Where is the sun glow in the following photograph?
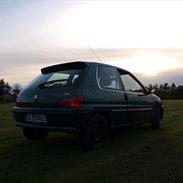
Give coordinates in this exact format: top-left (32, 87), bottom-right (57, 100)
top-left (116, 52), bottom-right (179, 76)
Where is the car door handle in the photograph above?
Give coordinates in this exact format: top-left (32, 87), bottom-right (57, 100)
top-left (124, 93), bottom-right (128, 101)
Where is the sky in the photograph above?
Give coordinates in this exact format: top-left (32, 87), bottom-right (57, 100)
top-left (0, 0), bottom-right (183, 86)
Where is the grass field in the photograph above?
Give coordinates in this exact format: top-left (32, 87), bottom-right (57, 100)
top-left (0, 100), bottom-right (183, 183)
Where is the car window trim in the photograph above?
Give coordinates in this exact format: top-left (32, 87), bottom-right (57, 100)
top-left (96, 64), bottom-right (124, 91)
top-left (118, 69), bottom-right (147, 94)
top-left (96, 65), bottom-right (124, 93)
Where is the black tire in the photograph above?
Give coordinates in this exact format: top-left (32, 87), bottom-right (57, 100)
top-left (80, 115), bottom-right (108, 150)
top-left (152, 107), bottom-right (160, 129)
top-left (23, 127), bottom-right (49, 140)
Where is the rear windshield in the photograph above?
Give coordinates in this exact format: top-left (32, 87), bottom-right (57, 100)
top-left (26, 69), bottom-right (83, 89)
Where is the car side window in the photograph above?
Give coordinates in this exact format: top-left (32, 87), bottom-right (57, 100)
top-left (120, 73), bottom-right (144, 93)
top-left (98, 66), bottom-right (121, 90)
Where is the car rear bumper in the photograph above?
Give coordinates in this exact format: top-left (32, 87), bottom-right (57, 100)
top-left (13, 107), bottom-right (90, 132)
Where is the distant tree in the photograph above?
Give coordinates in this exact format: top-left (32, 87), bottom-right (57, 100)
top-left (0, 79), bottom-right (12, 102)
top-left (175, 85), bottom-right (183, 98)
top-left (146, 84), bottom-right (153, 93)
top-left (11, 83), bottom-right (22, 98)
top-left (0, 79), bottom-right (5, 102)
top-left (171, 83), bottom-right (176, 91)
top-left (153, 84), bottom-right (159, 93)
top-left (0, 79), bottom-right (5, 94)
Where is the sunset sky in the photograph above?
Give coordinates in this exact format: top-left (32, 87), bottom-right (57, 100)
top-left (0, 0), bottom-right (183, 86)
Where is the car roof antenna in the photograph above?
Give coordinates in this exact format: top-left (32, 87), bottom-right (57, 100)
top-left (88, 47), bottom-right (103, 62)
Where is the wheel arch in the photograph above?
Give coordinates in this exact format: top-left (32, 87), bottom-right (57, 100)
top-left (154, 101), bottom-right (164, 120)
top-left (86, 110), bottom-right (112, 132)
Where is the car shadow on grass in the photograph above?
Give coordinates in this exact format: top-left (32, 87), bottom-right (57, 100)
top-left (5, 124), bottom-right (155, 155)
top-left (4, 124), bottom-right (155, 158)
top-left (0, 124), bottom-right (162, 183)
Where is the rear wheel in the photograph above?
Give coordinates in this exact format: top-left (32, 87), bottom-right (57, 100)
top-left (152, 107), bottom-right (161, 129)
top-left (23, 127), bottom-right (49, 140)
top-left (80, 115), bottom-right (108, 150)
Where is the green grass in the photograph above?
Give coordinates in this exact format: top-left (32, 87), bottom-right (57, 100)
top-left (0, 100), bottom-right (183, 183)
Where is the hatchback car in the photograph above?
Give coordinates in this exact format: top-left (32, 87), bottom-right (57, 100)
top-left (13, 62), bottom-right (164, 149)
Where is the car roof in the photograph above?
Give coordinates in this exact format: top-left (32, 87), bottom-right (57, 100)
top-left (41, 61), bottom-right (129, 74)
top-left (85, 61), bottom-right (129, 72)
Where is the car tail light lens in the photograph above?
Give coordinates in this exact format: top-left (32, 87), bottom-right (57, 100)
top-left (58, 96), bottom-right (85, 108)
top-left (16, 98), bottom-right (22, 107)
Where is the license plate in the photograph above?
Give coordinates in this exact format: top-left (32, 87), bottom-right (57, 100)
top-left (26, 114), bottom-right (47, 123)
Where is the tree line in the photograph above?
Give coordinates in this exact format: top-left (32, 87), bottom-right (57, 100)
top-left (146, 83), bottom-right (183, 99)
top-left (0, 78), bottom-right (183, 102)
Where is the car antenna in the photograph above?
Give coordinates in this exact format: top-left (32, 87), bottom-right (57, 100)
top-left (88, 47), bottom-right (103, 62)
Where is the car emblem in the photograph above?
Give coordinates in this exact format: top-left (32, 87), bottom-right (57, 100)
top-left (34, 94), bottom-right (39, 102)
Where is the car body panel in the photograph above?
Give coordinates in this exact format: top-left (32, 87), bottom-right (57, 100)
top-left (13, 61), bottom-right (164, 132)
top-left (81, 63), bottom-right (128, 128)
top-left (125, 92), bottom-right (153, 123)
top-left (13, 106), bottom-right (91, 132)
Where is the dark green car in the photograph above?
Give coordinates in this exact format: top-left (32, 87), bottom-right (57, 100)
top-left (13, 62), bottom-right (164, 149)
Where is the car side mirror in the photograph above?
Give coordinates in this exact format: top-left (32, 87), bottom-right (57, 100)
top-left (145, 88), bottom-right (155, 95)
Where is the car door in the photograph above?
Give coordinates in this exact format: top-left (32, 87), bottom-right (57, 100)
top-left (96, 65), bottom-right (128, 127)
top-left (118, 70), bottom-right (153, 124)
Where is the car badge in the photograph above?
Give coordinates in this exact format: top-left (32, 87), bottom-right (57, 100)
top-left (34, 94), bottom-right (39, 102)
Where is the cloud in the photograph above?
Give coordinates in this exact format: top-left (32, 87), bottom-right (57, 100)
top-left (135, 68), bottom-right (183, 86)
top-left (0, 48), bottom-right (182, 86)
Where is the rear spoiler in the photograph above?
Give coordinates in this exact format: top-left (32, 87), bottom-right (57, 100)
top-left (41, 62), bottom-right (88, 74)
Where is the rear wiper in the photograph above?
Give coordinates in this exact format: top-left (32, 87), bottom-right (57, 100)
top-left (38, 79), bottom-right (68, 89)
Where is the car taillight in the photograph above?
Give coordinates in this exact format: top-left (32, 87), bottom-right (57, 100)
top-left (16, 98), bottom-right (22, 107)
top-left (58, 96), bottom-right (85, 108)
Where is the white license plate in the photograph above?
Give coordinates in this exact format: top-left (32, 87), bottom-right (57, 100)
top-left (26, 114), bottom-right (47, 123)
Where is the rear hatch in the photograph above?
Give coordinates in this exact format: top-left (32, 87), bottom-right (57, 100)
top-left (17, 62), bottom-right (87, 108)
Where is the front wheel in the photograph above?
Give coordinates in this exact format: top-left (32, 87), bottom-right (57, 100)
top-left (23, 127), bottom-right (49, 140)
top-left (80, 115), bottom-right (108, 150)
